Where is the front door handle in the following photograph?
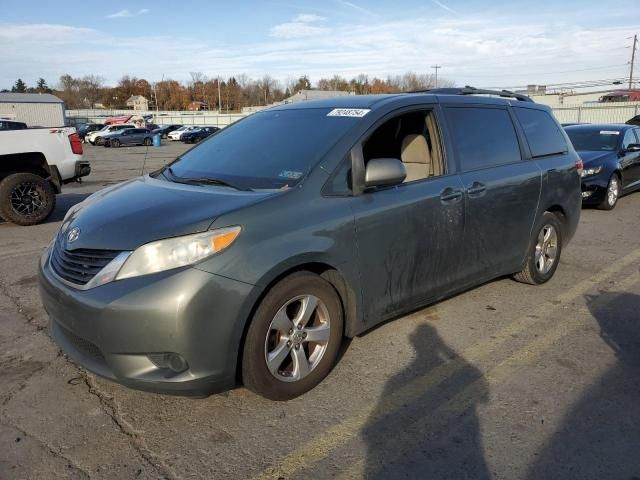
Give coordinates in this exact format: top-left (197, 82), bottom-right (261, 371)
top-left (440, 187), bottom-right (463, 203)
top-left (467, 181), bottom-right (487, 196)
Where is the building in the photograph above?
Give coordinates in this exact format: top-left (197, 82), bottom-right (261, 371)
top-left (281, 89), bottom-right (351, 104)
top-left (0, 93), bottom-right (66, 127)
top-left (125, 95), bottom-right (149, 111)
top-left (187, 101), bottom-right (210, 111)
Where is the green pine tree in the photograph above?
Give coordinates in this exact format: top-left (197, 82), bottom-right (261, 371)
top-left (11, 78), bottom-right (27, 93)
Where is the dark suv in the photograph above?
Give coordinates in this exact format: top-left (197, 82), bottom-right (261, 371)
top-left (39, 88), bottom-right (581, 400)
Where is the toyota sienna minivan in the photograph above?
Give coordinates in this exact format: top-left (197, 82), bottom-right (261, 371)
top-left (39, 88), bottom-right (581, 400)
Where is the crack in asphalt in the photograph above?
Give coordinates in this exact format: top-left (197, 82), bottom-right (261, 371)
top-left (0, 416), bottom-right (92, 479)
top-left (0, 276), bottom-right (179, 479)
top-left (77, 368), bottom-right (180, 480)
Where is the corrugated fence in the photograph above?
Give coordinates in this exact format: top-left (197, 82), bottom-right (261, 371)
top-left (67, 102), bottom-right (640, 128)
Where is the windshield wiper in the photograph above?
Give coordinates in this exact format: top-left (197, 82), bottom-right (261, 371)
top-left (165, 167), bottom-right (251, 191)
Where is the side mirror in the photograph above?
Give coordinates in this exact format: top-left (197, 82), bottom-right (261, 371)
top-left (624, 143), bottom-right (640, 153)
top-left (365, 158), bottom-right (407, 188)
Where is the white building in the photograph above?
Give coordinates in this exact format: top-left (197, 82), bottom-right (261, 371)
top-left (0, 93), bottom-right (66, 127)
top-left (126, 95), bottom-right (149, 111)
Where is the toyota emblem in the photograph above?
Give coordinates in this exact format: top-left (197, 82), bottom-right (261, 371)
top-left (67, 227), bottom-right (81, 243)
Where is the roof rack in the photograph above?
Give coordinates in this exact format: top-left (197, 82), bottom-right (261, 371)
top-left (410, 85), bottom-right (534, 103)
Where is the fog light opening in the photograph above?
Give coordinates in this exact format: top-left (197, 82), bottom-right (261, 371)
top-left (147, 352), bottom-right (189, 373)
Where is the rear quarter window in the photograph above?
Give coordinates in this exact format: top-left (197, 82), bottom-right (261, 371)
top-left (514, 107), bottom-right (567, 158)
top-left (445, 107), bottom-right (522, 171)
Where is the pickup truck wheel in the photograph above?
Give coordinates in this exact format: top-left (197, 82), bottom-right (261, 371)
top-left (513, 212), bottom-right (562, 285)
top-left (242, 272), bottom-right (343, 400)
top-left (0, 173), bottom-right (56, 226)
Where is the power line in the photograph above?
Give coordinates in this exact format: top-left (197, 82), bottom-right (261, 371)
top-left (453, 64), bottom-right (628, 78)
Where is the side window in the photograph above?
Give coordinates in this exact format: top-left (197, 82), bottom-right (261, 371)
top-left (362, 110), bottom-right (444, 183)
top-left (323, 155), bottom-right (352, 195)
top-left (622, 129), bottom-right (637, 149)
top-left (445, 107), bottom-right (521, 171)
top-left (514, 107), bottom-right (567, 157)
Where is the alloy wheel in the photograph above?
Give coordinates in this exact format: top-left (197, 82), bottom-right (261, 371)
top-left (607, 176), bottom-right (619, 207)
top-left (10, 181), bottom-right (45, 216)
top-left (534, 224), bottom-right (558, 275)
top-left (264, 295), bottom-right (331, 382)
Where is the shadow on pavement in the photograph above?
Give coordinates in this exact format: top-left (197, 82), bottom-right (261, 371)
top-left (527, 292), bottom-right (640, 480)
top-left (362, 323), bottom-right (491, 479)
top-left (46, 192), bottom-right (91, 224)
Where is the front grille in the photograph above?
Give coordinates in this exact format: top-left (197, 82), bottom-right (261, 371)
top-left (50, 235), bottom-right (121, 286)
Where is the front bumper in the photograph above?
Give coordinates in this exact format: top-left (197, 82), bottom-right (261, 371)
top-left (581, 172), bottom-right (609, 205)
top-left (39, 249), bottom-right (256, 396)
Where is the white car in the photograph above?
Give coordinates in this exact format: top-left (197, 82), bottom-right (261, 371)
top-left (86, 124), bottom-right (135, 145)
top-left (167, 126), bottom-right (200, 141)
top-left (0, 127), bottom-right (90, 225)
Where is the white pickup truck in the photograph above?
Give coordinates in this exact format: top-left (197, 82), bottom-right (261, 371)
top-left (0, 127), bottom-right (91, 225)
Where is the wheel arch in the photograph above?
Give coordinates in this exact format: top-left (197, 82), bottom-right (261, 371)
top-left (0, 152), bottom-right (60, 193)
top-left (235, 260), bottom-right (360, 382)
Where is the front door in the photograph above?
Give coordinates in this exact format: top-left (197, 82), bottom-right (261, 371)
top-left (350, 108), bottom-right (465, 325)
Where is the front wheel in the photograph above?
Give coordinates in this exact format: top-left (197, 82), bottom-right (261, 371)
top-left (0, 173), bottom-right (56, 226)
top-left (242, 272), bottom-right (343, 400)
top-left (513, 212), bottom-right (563, 285)
top-left (143, 137), bottom-right (152, 146)
top-left (111, 139), bottom-right (120, 148)
top-left (598, 174), bottom-right (620, 210)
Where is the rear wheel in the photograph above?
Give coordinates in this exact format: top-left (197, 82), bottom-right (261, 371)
top-left (242, 272), bottom-right (343, 400)
top-left (513, 212), bottom-right (563, 285)
top-left (0, 173), bottom-right (56, 226)
top-left (143, 137), bottom-right (152, 146)
top-left (598, 174), bottom-right (620, 210)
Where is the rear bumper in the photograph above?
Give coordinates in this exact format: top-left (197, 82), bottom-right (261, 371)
top-left (39, 248), bottom-right (257, 396)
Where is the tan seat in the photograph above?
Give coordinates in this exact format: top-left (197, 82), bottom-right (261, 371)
top-left (401, 134), bottom-right (431, 182)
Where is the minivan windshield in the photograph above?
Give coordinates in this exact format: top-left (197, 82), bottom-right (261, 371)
top-left (165, 109), bottom-right (359, 190)
top-left (566, 128), bottom-right (620, 151)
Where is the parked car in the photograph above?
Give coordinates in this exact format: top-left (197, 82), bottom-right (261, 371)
top-left (152, 124), bottom-right (183, 139)
top-left (0, 119), bottom-right (28, 130)
top-left (181, 126), bottom-right (220, 143)
top-left (0, 126), bottom-right (90, 225)
top-left (86, 124), bottom-right (135, 145)
top-left (626, 115), bottom-right (640, 127)
top-left (564, 123), bottom-right (640, 209)
top-left (103, 128), bottom-right (154, 147)
top-left (39, 87), bottom-right (581, 400)
top-left (167, 125), bottom-right (199, 141)
top-left (77, 123), bottom-right (103, 143)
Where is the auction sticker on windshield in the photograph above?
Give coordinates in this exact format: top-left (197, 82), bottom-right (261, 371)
top-left (327, 108), bottom-right (371, 117)
top-left (600, 130), bottom-right (620, 135)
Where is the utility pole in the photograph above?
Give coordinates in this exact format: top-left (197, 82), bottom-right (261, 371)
top-left (217, 76), bottom-right (222, 115)
top-left (431, 65), bottom-right (441, 88)
top-left (629, 34), bottom-right (638, 89)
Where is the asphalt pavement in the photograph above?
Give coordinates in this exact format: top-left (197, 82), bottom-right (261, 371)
top-left (1, 141), bottom-right (639, 479)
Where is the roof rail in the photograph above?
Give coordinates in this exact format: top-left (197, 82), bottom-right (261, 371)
top-left (410, 85), bottom-right (534, 103)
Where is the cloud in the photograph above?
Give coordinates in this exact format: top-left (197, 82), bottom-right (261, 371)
top-left (269, 13), bottom-right (329, 39)
top-left (107, 8), bottom-right (150, 19)
top-left (336, 0), bottom-right (377, 17)
top-left (0, 13), bottom-right (637, 91)
top-left (431, 0), bottom-right (458, 15)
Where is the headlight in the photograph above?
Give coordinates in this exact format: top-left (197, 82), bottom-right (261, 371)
top-left (581, 165), bottom-right (603, 177)
top-left (115, 226), bottom-right (241, 280)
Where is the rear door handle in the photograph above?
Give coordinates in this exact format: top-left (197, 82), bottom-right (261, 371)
top-left (440, 187), bottom-right (463, 203)
top-left (467, 182), bottom-right (487, 196)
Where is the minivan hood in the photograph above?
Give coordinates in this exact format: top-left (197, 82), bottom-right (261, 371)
top-left (65, 175), bottom-right (276, 251)
top-left (576, 150), bottom-right (614, 165)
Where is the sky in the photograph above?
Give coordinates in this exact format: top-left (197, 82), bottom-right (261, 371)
top-left (1, 0), bottom-right (639, 91)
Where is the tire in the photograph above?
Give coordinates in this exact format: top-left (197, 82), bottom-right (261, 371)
top-left (242, 272), bottom-right (344, 400)
top-left (513, 212), bottom-right (563, 285)
top-left (0, 173), bottom-right (56, 226)
top-left (162, 133), bottom-right (167, 139)
top-left (111, 139), bottom-right (120, 148)
top-left (143, 137), bottom-right (152, 146)
top-left (598, 173), bottom-right (620, 210)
